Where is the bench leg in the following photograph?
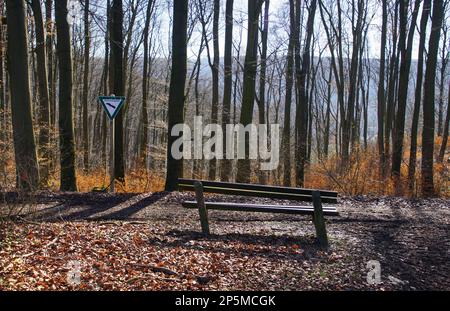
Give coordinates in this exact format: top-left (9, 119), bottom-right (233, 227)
top-left (312, 190), bottom-right (329, 248)
top-left (194, 181), bottom-right (210, 235)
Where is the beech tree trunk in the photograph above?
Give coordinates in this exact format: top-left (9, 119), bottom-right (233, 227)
top-left (55, 0), bottom-right (77, 191)
top-left (82, 0), bottom-right (90, 172)
top-left (140, 0), bottom-right (154, 166)
top-left (408, 0), bottom-right (431, 192)
top-left (384, 2), bottom-right (400, 174)
top-left (236, 0), bottom-right (264, 183)
top-left (110, 0), bottom-right (125, 185)
top-left (31, 0), bottom-right (51, 185)
top-left (257, 0), bottom-right (269, 184)
top-left (438, 84), bottom-right (450, 163)
top-left (377, 0), bottom-right (387, 178)
top-left (100, 0), bottom-right (110, 171)
top-left (220, 0), bottom-right (234, 182)
top-left (208, 0), bottom-right (220, 181)
top-left (437, 26), bottom-right (448, 137)
top-left (45, 0), bottom-right (54, 128)
top-left (164, 0), bottom-right (188, 191)
top-left (341, 0), bottom-right (364, 166)
top-left (281, 0), bottom-right (296, 187)
top-left (0, 5), bottom-right (4, 143)
top-left (421, 0), bottom-right (444, 197)
top-left (6, 0), bottom-right (40, 190)
top-left (295, 0), bottom-right (317, 187)
top-left (391, 0), bottom-right (419, 191)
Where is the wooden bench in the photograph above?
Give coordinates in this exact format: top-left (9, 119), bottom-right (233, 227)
top-left (177, 178), bottom-right (339, 247)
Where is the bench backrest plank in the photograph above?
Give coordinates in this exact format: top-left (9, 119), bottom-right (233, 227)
top-left (178, 178), bottom-right (338, 204)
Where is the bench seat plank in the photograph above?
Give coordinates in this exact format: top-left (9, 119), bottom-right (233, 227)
top-left (182, 201), bottom-right (339, 216)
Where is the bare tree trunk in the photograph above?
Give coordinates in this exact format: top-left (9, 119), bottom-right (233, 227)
top-left (55, 0), bottom-right (77, 191)
top-left (51, 26), bottom-right (57, 131)
top-left (45, 0), bottom-right (56, 173)
top-left (0, 4), bottom-right (4, 142)
top-left (220, 0), bottom-right (234, 182)
top-left (140, 0), bottom-right (154, 167)
top-left (323, 64), bottom-right (332, 158)
top-left (122, 0), bottom-right (139, 85)
top-left (6, 0), bottom-right (40, 190)
top-left (421, 0), bottom-right (444, 197)
top-left (384, 2), bottom-right (399, 174)
top-left (408, 0), bottom-right (431, 192)
top-left (82, 0), bottom-right (90, 172)
top-left (377, 0), bottom-right (387, 178)
top-left (98, 0), bottom-right (110, 173)
top-left (281, 0), bottom-right (295, 186)
top-left (362, 56), bottom-right (369, 150)
top-left (124, 37), bottom-right (143, 168)
top-left (30, 0), bottom-right (50, 185)
top-left (352, 41), bottom-right (365, 150)
top-left (307, 68), bottom-right (315, 162)
top-left (257, 0), bottom-right (269, 184)
top-left (45, 0), bottom-right (54, 125)
top-left (110, 0), bottom-right (125, 185)
top-left (208, 0), bottom-right (220, 181)
top-left (236, 0), bottom-right (264, 183)
top-left (391, 0), bottom-right (419, 191)
top-left (342, 0), bottom-right (364, 166)
top-left (189, 34), bottom-right (205, 178)
top-left (437, 26), bottom-right (448, 137)
top-left (318, 0), bottom-right (343, 160)
top-left (164, 0), bottom-right (188, 191)
top-left (295, 0), bottom-right (317, 187)
top-left (438, 84), bottom-right (450, 163)
top-left (232, 26), bottom-right (243, 127)
top-left (29, 11), bottom-right (37, 113)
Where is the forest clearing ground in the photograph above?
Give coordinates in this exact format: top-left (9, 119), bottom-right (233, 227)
top-left (0, 192), bottom-right (449, 290)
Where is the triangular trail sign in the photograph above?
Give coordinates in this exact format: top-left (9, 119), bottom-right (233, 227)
top-left (98, 96), bottom-right (125, 120)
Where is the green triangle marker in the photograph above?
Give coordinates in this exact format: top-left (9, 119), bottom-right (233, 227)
top-left (98, 96), bottom-right (125, 120)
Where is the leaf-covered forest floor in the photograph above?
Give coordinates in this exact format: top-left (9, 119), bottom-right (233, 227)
top-left (0, 192), bottom-right (449, 290)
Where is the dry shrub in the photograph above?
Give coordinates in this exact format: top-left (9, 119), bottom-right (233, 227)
top-left (75, 168), bottom-right (108, 192)
top-left (305, 146), bottom-right (387, 196)
top-left (73, 168), bottom-right (165, 193)
top-left (303, 143), bottom-right (448, 198)
top-left (434, 162), bottom-right (449, 197)
top-left (122, 168), bottom-right (165, 193)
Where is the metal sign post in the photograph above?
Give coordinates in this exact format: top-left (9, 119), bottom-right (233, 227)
top-left (110, 118), bottom-right (115, 192)
top-left (98, 95), bottom-right (125, 193)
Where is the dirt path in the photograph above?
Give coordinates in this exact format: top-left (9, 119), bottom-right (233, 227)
top-left (0, 192), bottom-right (449, 290)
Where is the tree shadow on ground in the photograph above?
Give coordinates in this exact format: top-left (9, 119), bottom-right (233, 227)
top-left (5, 192), bottom-right (169, 222)
top-left (366, 221), bottom-right (450, 290)
top-left (150, 229), bottom-right (324, 260)
top-left (90, 192), bottom-right (170, 220)
top-left (27, 194), bottom-right (137, 221)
